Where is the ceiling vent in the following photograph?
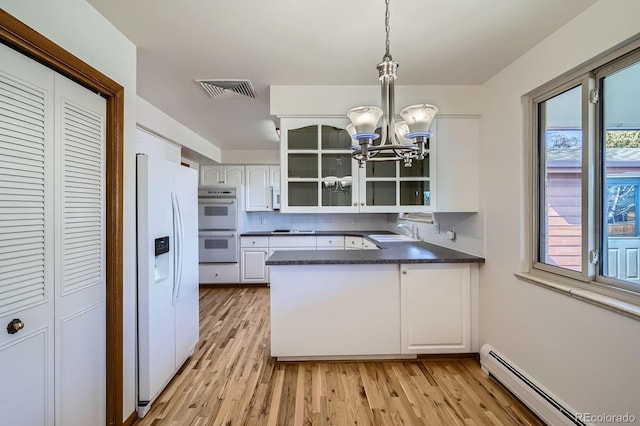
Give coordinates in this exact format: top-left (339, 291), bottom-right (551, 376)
top-left (196, 79), bottom-right (256, 99)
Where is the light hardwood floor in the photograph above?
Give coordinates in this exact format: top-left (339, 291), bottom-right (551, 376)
top-left (134, 286), bottom-right (543, 426)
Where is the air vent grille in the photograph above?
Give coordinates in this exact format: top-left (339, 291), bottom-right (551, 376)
top-left (196, 79), bottom-right (256, 99)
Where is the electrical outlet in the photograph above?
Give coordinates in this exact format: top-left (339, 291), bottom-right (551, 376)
top-left (260, 216), bottom-right (266, 225)
top-left (447, 226), bottom-right (456, 241)
top-left (352, 218), bottom-right (357, 225)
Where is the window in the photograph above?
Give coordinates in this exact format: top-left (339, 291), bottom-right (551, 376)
top-left (531, 46), bottom-right (640, 296)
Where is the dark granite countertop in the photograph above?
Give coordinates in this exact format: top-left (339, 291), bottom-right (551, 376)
top-left (241, 230), bottom-right (381, 237)
top-left (244, 230), bottom-right (485, 265)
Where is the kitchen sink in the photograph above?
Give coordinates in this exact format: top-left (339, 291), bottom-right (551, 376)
top-left (367, 234), bottom-right (418, 242)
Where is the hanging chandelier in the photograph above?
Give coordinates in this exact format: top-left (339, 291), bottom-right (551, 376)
top-left (347, 0), bottom-right (438, 168)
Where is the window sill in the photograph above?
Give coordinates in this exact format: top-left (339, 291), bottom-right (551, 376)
top-left (514, 272), bottom-right (640, 321)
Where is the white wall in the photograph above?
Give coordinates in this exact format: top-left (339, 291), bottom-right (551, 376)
top-left (0, 0), bottom-right (138, 419)
top-left (481, 0), bottom-right (640, 420)
top-left (136, 128), bottom-right (181, 163)
top-left (391, 210), bottom-right (485, 257)
top-left (271, 85), bottom-right (483, 117)
top-left (137, 96), bottom-right (221, 163)
top-left (222, 149), bottom-right (279, 165)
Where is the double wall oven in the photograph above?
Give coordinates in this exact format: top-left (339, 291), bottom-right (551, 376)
top-left (198, 186), bottom-right (238, 263)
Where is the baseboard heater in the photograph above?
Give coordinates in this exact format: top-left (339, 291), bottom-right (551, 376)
top-left (480, 344), bottom-right (586, 426)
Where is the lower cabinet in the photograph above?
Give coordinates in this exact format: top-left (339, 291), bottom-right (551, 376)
top-left (345, 236), bottom-right (380, 250)
top-left (241, 249), bottom-right (269, 282)
top-left (270, 264), bottom-right (401, 357)
top-left (269, 262), bottom-right (476, 358)
top-left (241, 237), bottom-right (269, 283)
top-left (199, 263), bottom-right (240, 284)
top-left (400, 263), bottom-right (471, 354)
top-left (361, 238), bottom-right (379, 250)
top-left (316, 236), bottom-right (345, 249)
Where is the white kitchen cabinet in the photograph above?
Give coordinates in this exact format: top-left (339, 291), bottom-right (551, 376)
top-left (400, 263), bottom-right (471, 354)
top-left (199, 263), bottom-right (240, 284)
top-left (240, 237), bottom-right (270, 283)
top-left (316, 236), bottom-right (345, 250)
top-left (245, 165), bottom-right (280, 211)
top-left (268, 235), bottom-right (317, 250)
top-left (361, 238), bottom-right (379, 250)
top-left (279, 116), bottom-right (480, 213)
top-left (270, 264), bottom-right (401, 358)
top-left (345, 236), bottom-right (379, 250)
top-left (200, 165), bottom-right (244, 186)
top-left (279, 117), bottom-right (434, 213)
top-left (239, 234), bottom-right (382, 286)
top-left (432, 116), bottom-right (479, 212)
top-left (269, 165), bottom-right (280, 190)
top-left (241, 250), bottom-right (269, 282)
top-left (269, 259), bottom-right (478, 359)
top-left (280, 118), bottom-right (356, 213)
top-left (345, 236), bottom-right (363, 250)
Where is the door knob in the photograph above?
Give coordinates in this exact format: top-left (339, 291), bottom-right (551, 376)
top-left (7, 319), bottom-right (24, 335)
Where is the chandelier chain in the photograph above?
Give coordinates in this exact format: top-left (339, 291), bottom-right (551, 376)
top-left (348, 0), bottom-right (436, 168)
top-left (384, 0), bottom-right (392, 61)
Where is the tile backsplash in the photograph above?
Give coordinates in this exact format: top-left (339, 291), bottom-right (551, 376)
top-left (242, 209), bottom-right (485, 257)
top-left (242, 211), bottom-right (395, 233)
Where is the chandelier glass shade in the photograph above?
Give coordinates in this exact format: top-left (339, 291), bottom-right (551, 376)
top-left (347, 0), bottom-right (438, 168)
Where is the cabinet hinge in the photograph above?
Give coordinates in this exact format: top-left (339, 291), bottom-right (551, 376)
top-left (589, 89), bottom-right (599, 104)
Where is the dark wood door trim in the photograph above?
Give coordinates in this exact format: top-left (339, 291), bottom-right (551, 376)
top-left (0, 8), bottom-right (125, 426)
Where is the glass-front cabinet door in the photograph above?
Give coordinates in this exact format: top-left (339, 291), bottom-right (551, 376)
top-left (357, 121), bottom-right (435, 213)
top-left (358, 155), bottom-right (432, 212)
top-left (280, 117), bottom-right (434, 213)
top-left (281, 118), bottom-right (357, 212)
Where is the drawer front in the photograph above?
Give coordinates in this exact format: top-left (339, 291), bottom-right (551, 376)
top-left (241, 236), bottom-right (270, 248)
top-left (316, 236), bottom-right (345, 248)
top-left (199, 263), bottom-right (239, 284)
top-left (362, 238), bottom-right (379, 250)
top-left (269, 236), bottom-right (316, 248)
top-left (344, 236), bottom-right (363, 249)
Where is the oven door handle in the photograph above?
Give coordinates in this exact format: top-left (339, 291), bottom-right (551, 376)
top-left (199, 233), bottom-right (236, 238)
top-left (198, 199), bottom-right (235, 204)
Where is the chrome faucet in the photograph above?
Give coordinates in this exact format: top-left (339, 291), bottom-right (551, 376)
top-left (397, 222), bottom-right (418, 239)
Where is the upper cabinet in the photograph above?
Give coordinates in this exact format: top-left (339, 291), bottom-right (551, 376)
top-left (281, 118), bottom-right (355, 212)
top-left (280, 117), bottom-right (434, 213)
top-left (431, 117), bottom-right (479, 212)
top-left (358, 123), bottom-right (433, 213)
top-left (200, 165), bottom-right (245, 186)
top-left (246, 165), bottom-right (280, 211)
top-left (279, 116), bottom-right (479, 213)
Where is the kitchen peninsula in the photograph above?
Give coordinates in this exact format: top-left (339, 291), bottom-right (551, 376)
top-left (265, 232), bottom-right (484, 361)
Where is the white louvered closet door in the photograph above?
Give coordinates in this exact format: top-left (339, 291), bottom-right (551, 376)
top-left (0, 42), bottom-right (56, 426)
top-left (0, 43), bottom-right (106, 426)
top-left (54, 73), bottom-right (106, 426)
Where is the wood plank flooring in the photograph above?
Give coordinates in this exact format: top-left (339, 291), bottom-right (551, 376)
top-left (133, 287), bottom-right (543, 426)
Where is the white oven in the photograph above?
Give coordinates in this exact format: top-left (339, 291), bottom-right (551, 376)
top-left (198, 186), bottom-right (238, 230)
top-left (198, 186), bottom-right (239, 263)
top-left (198, 230), bottom-right (238, 263)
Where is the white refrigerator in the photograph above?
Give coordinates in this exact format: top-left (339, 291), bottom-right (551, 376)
top-left (136, 154), bottom-right (199, 417)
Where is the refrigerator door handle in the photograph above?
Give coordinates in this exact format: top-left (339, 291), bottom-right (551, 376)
top-left (171, 193), bottom-right (179, 305)
top-left (174, 194), bottom-right (184, 300)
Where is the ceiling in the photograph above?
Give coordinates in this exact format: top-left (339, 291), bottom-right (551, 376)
top-left (87, 0), bottom-right (596, 161)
